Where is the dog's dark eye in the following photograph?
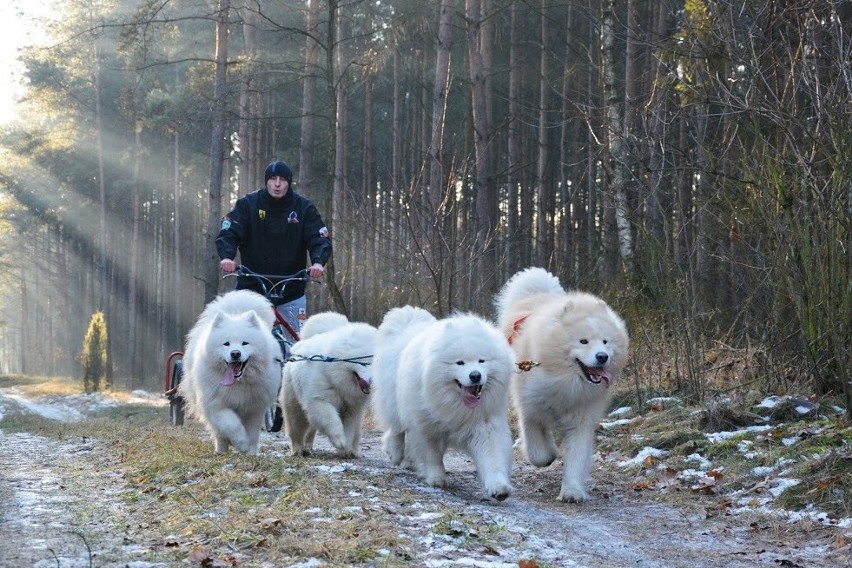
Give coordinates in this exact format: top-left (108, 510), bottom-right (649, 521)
top-left (580, 339), bottom-right (588, 345)
top-left (603, 340), bottom-right (608, 345)
top-left (456, 361), bottom-right (464, 366)
top-left (242, 341), bottom-right (249, 346)
top-left (224, 341), bottom-right (231, 346)
top-left (479, 359), bottom-right (485, 363)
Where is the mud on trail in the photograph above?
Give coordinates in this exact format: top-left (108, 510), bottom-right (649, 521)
top-left (0, 387), bottom-right (849, 567)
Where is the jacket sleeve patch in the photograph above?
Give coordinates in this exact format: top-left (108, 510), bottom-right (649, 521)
top-left (220, 216), bottom-right (232, 230)
top-left (319, 226), bottom-right (330, 238)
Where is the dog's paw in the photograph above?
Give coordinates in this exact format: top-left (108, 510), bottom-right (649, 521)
top-left (422, 471), bottom-right (447, 488)
top-left (384, 445), bottom-right (404, 466)
top-left (486, 482), bottom-right (513, 501)
top-left (558, 485), bottom-right (591, 503)
top-left (289, 446), bottom-right (312, 457)
top-left (528, 451), bottom-right (557, 468)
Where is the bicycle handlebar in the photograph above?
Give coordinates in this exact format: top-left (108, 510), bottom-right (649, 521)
top-left (223, 265), bottom-right (316, 301)
top-left (233, 265), bottom-right (311, 282)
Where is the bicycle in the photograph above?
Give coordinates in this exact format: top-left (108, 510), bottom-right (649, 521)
top-left (163, 266), bottom-right (316, 431)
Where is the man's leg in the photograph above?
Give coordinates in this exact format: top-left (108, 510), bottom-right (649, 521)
top-left (274, 295), bottom-right (307, 341)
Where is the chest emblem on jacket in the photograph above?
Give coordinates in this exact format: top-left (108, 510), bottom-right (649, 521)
top-left (258, 209), bottom-right (266, 221)
top-left (288, 211), bottom-right (300, 224)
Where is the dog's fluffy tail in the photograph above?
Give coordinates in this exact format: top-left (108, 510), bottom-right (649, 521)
top-left (495, 267), bottom-right (564, 319)
top-left (300, 311), bottom-right (350, 339)
top-left (377, 305), bottom-right (435, 339)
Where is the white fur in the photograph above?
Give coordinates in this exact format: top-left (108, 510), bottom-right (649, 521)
top-left (371, 306), bottom-right (516, 501)
top-left (280, 312), bottom-right (377, 458)
top-left (496, 267), bottom-right (630, 502)
top-left (178, 290), bottom-right (281, 454)
top-left (298, 311), bottom-right (350, 339)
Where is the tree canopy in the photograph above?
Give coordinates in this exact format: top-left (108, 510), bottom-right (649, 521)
top-left (0, 0), bottom-right (848, 409)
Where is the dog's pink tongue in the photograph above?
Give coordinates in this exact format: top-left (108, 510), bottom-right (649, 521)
top-left (221, 364), bottom-right (237, 387)
top-left (588, 367), bottom-right (612, 388)
top-left (461, 387), bottom-right (480, 409)
top-left (357, 377), bottom-right (371, 395)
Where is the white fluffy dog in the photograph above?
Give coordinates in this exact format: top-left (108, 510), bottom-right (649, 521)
top-left (496, 267), bottom-right (630, 502)
top-left (371, 306), bottom-right (516, 501)
top-left (178, 290), bottom-right (282, 454)
top-left (280, 312), bottom-right (377, 458)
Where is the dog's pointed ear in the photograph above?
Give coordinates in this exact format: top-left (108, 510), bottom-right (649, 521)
top-left (211, 311), bottom-right (226, 327)
top-left (242, 309), bottom-right (265, 328)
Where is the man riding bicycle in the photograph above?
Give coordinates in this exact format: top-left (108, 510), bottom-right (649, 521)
top-left (216, 160), bottom-right (332, 333)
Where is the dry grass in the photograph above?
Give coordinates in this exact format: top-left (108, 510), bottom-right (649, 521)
top-left (597, 388), bottom-right (852, 522)
top-left (0, 376), bottom-right (432, 565)
top-left (1, 373), bottom-right (849, 565)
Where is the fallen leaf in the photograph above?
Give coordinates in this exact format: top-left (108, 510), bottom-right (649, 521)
top-left (188, 545), bottom-right (212, 563)
top-left (258, 517), bottom-right (283, 529)
top-left (518, 560), bottom-right (539, 568)
top-left (830, 535), bottom-right (849, 549)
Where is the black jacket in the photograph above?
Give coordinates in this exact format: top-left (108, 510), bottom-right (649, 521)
top-left (216, 188), bottom-right (332, 303)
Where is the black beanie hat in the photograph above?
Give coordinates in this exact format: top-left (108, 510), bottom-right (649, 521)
top-left (265, 161), bottom-right (293, 183)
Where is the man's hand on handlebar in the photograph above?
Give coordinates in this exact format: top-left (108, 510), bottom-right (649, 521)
top-left (308, 263), bottom-right (325, 279)
top-left (219, 260), bottom-right (321, 281)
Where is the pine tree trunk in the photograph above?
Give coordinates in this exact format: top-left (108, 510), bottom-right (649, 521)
top-left (205, 0), bottom-right (230, 303)
top-left (602, 0), bottom-right (633, 271)
top-left (428, 0), bottom-right (453, 313)
top-left (299, 0), bottom-right (320, 195)
top-left (536, 0), bottom-right (550, 267)
top-left (466, 0), bottom-right (497, 299)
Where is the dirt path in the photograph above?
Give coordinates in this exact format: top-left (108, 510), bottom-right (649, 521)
top-left (0, 390), bottom-right (848, 567)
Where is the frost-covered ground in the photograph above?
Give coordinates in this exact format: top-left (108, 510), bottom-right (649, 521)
top-left (0, 388), bottom-right (849, 567)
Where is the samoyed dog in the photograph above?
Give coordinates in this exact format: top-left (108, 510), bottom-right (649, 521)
top-left (371, 306), bottom-right (516, 501)
top-left (178, 289), bottom-right (282, 454)
top-left (496, 267), bottom-right (629, 502)
top-left (280, 312), bottom-right (377, 458)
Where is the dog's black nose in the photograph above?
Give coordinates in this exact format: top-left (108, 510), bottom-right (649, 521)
top-left (595, 352), bottom-right (609, 364)
top-left (469, 370), bottom-right (481, 383)
top-left (230, 350), bottom-right (242, 361)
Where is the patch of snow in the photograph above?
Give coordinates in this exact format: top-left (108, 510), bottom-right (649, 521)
top-left (704, 424), bottom-right (774, 443)
top-left (0, 389), bottom-right (85, 422)
top-left (685, 452), bottom-right (711, 469)
top-left (608, 406), bottom-right (632, 417)
top-left (755, 396), bottom-right (781, 409)
top-left (313, 463), bottom-right (350, 474)
top-left (600, 418), bottom-right (632, 429)
top-left (769, 478), bottom-right (800, 497)
top-left (677, 468), bottom-right (707, 481)
top-left (618, 446), bottom-right (668, 468)
top-left (751, 457), bottom-right (795, 477)
top-left (288, 558), bottom-right (326, 567)
top-left (646, 396), bottom-right (681, 406)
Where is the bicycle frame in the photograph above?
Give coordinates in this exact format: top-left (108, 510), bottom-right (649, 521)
top-left (273, 309), bottom-right (301, 344)
top-left (229, 265), bottom-right (313, 345)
